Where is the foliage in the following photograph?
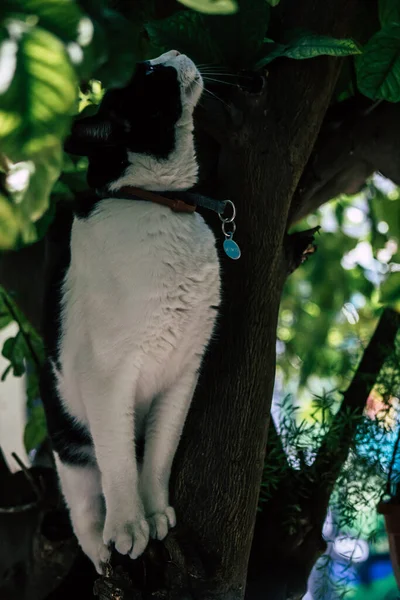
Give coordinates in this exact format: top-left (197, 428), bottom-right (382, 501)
top-left (279, 178), bottom-right (400, 391)
top-left (255, 35), bottom-right (361, 69)
top-left (267, 177), bottom-right (400, 596)
top-left (0, 285), bottom-right (45, 450)
top-left (356, 0), bottom-right (400, 101)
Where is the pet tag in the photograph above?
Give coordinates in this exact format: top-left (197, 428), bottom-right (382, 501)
top-left (223, 236), bottom-right (241, 260)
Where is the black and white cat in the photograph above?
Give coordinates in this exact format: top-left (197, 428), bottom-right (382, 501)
top-left (41, 50), bottom-right (220, 574)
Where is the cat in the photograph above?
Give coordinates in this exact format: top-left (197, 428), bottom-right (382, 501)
top-left (40, 50), bottom-right (221, 574)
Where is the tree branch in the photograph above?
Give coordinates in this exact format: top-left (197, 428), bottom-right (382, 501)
top-left (312, 308), bottom-right (400, 493)
top-left (289, 97), bottom-right (400, 224)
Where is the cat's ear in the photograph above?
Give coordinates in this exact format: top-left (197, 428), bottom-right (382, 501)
top-left (64, 113), bottom-right (119, 156)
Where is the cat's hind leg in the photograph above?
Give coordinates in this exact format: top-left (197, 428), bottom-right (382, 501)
top-left (41, 361), bottom-right (110, 573)
top-left (54, 453), bottom-right (110, 574)
top-left (81, 365), bottom-right (149, 560)
top-left (140, 366), bottom-right (200, 540)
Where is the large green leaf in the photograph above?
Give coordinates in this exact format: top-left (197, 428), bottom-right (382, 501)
top-left (24, 404), bottom-right (47, 452)
top-left (379, 0), bottom-right (400, 26)
top-left (0, 25), bottom-right (77, 158)
top-left (356, 24), bottom-right (400, 102)
top-left (177, 0), bottom-right (238, 14)
top-left (256, 34), bottom-right (361, 69)
top-left (266, 0), bottom-right (280, 5)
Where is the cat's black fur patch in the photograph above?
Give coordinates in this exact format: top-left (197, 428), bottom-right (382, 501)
top-left (65, 61), bottom-right (182, 194)
top-left (40, 361), bottom-right (94, 467)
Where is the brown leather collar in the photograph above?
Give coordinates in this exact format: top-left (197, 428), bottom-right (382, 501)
top-left (117, 186), bottom-right (197, 214)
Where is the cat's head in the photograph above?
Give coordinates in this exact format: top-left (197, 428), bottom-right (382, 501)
top-left (65, 50), bottom-right (203, 192)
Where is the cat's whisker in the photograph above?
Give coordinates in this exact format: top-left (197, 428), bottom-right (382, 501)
top-left (202, 77), bottom-right (237, 87)
top-left (200, 72), bottom-right (244, 78)
top-left (201, 87), bottom-right (229, 108)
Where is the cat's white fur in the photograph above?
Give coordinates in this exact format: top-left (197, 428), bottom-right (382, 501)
top-left (53, 51), bottom-right (220, 573)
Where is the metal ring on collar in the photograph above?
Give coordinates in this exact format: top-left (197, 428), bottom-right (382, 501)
top-left (222, 220), bottom-right (236, 237)
top-left (218, 199), bottom-right (236, 223)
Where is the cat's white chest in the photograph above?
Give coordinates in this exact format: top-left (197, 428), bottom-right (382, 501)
top-left (58, 199), bottom-right (220, 430)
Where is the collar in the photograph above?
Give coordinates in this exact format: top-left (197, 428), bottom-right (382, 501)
top-left (96, 185), bottom-right (227, 216)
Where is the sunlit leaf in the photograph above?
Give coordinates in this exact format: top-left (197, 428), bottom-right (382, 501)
top-left (0, 26), bottom-right (78, 159)
top-left (356, 24), bottom-right (400, 102)
top-left (7, 0), bottom-right (86, 45)
top-left (177, 0), bottom-right (238, 14)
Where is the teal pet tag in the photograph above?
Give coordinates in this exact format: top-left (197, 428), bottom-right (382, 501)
top-left (223, 236), bottom-right (241, 260)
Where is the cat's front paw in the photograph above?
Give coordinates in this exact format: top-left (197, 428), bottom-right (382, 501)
top-left (103, 511), bottom-right (149, 559)
top-left (147, 506), bottom-right (176, 540)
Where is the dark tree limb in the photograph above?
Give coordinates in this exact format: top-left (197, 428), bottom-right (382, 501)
top-left (311, 308), bottom-right (400, 496)
top-left (289, 97), bottom-right (400, 224)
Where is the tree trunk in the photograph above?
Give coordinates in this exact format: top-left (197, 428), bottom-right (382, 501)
top-left (162, 2), bottom-right (365, 598)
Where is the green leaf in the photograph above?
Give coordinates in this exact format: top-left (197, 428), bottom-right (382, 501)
top-left (2, 331), bottom-right (26, 378)
top-left (0, 194), bottom-right (19, 249)
top-left (0, 26), bottom-right (78, 159)
top-left (177, 0), bottom-right (238, 14)
top-left (379, 271), bottom-right (400, 307)
top-left (24, 404), bottom-right (47, 452)
top-left (283, 35), bottom-right (361, 59)
top-left (5, 144), bottom-right (62, 239)
top-left (379, 0), bottom-right (400, 26)
top-left (255, 35), bottom-right (361, 69)
top-left (356, 24), bottom-right (400, 102)
top-left (266, 0), bottom-right (280, 5)
top-left (0, 286), bottom-right (45, 375)
top-left (6, 0), bottom-right (86, 45)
